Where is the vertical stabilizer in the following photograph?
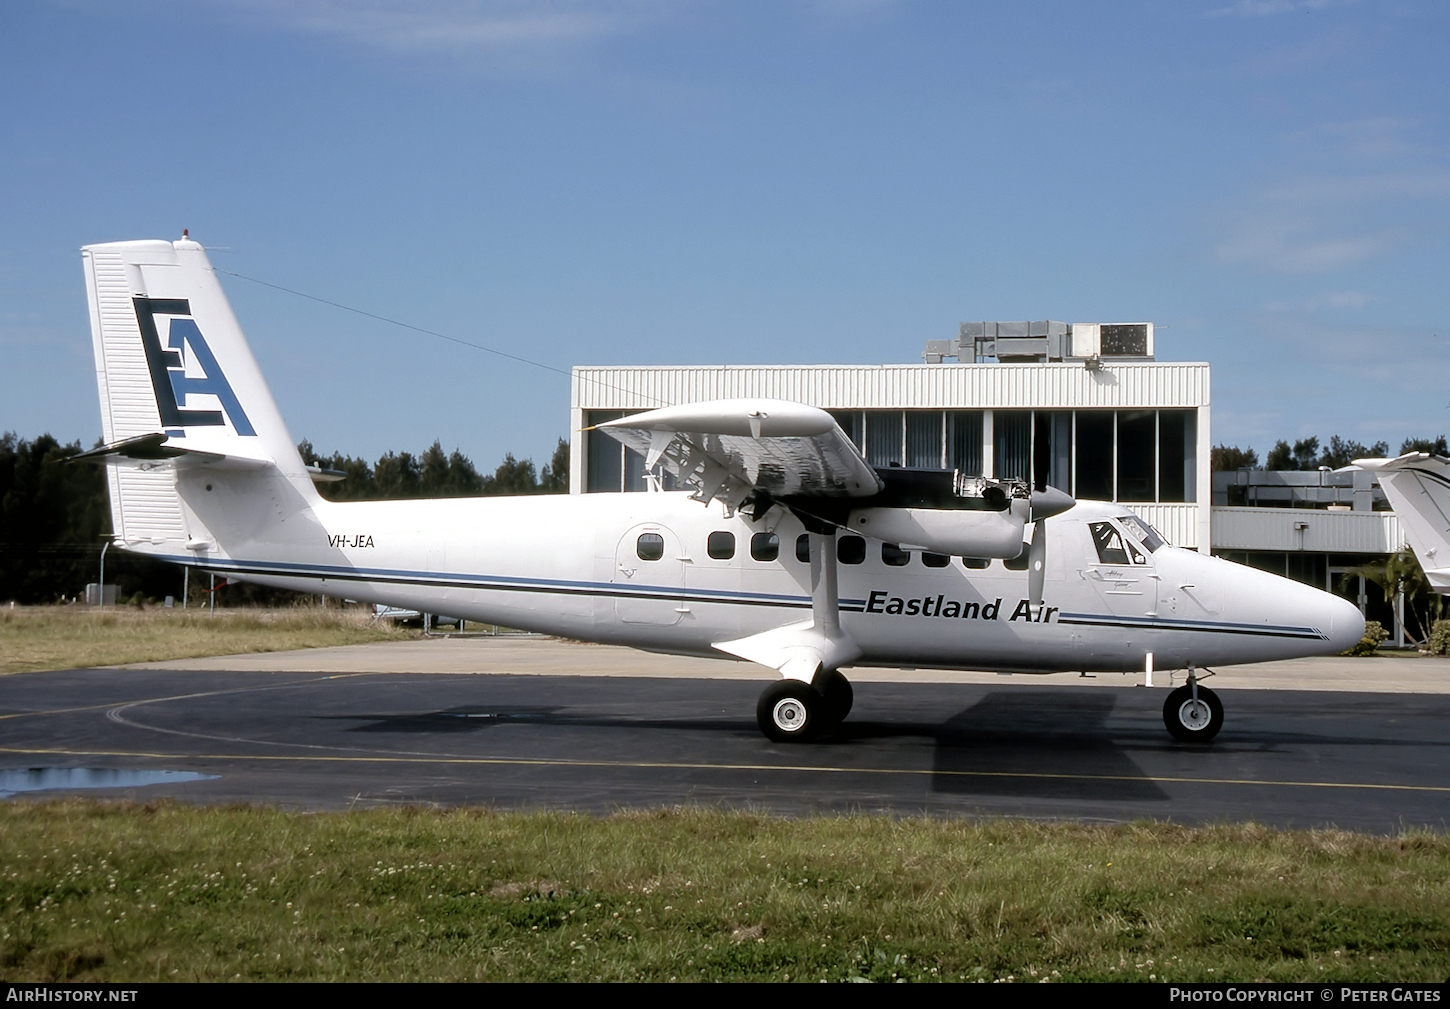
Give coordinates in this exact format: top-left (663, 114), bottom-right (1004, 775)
top-left (82, 237), bottom-right (318, 552)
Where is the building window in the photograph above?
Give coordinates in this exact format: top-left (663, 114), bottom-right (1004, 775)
top-left (1076, 412), bottom-right (1115, 501)
top-left (1117, 410), bottom-right (1156, 502)
top-left (1159, 410), bottom-right (1195, 503)
top-left (866, 412), bottom-right (903, 467)
top-left (949, 412), bottom-right (983, 476)
top-left (995, 410), bottom-right (1032, 483)
top-left (905, 412), bottom-right (941, 468)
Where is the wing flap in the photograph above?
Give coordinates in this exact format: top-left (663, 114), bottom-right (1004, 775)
top-left (597, 399), bottom-right (882, 510)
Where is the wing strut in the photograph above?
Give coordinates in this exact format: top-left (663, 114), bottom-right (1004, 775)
top-left (712, 521), bottom-right (861, 681)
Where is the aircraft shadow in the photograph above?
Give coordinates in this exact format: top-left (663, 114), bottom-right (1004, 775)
top-left (924, 691), bottom-right (1167, 801)
top-left (322, 691), bottom-right (1169, 802)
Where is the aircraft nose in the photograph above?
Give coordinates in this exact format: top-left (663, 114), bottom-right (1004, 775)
top-left (1324, 593), bottom-right (1367, 654)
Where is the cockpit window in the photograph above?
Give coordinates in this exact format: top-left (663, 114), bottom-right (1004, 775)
top-left (1089, 522), bottom-right (1130, 565)
top-left (1117, 514), bottom-right (1165, 553)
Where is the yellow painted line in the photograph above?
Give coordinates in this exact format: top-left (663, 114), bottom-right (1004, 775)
top-left (0, 746), bottom-right (1446, 794)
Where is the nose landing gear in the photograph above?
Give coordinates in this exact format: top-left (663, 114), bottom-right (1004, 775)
top-left (1163, 669), bottom-right (1223, 742)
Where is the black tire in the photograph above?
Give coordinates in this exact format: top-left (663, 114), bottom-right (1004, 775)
top-left (814, 669), bottom-right (854, 726)
top-left (1163, 684), bottom-right (1224, 743)
top-left (757, 680), bottom-right (820, 743)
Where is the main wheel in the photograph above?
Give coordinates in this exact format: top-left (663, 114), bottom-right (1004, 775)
top-left (815, 669), bottom-right (854, 726)
top-left (757, 680), bottom-right (820, 743)
top-left (1163, 684), bottom-right (1224, 743)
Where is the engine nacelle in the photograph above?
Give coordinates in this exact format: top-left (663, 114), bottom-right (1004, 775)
top-left (846, 499), bottom-right (1030, 558)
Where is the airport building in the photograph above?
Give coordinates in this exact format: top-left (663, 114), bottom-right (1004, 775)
top-left (570, 320), bottom-right (1405, 632)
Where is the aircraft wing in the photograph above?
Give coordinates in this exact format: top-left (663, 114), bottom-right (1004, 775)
top-left (596, 399), bottom-right (883, 512)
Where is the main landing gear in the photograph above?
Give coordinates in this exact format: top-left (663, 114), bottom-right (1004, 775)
top-left (1163, 669), bottom-right (1223, 743)
top-left (756, 669), bottom-right (854, 743)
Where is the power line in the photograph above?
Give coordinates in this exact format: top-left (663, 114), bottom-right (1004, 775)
top-left (212, 267), bottom-right (665, 408)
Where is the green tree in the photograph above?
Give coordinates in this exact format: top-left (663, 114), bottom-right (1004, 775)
top-left (539, 438), bottom-right (570, 493)
top-left (1319, 435), bottom-right (1389, 470)
top-left (484, 454), bottom-right (539, 495)
top-left (1401, 436), bottom-right (1449, 456)
top-left (1266, 439), bottom-right (1293, 470)
top-left (373, 452), bottom-right (421, 498)
top-left (1340, 548), bottom-right (1444, 647)
top-left (1211, 444), bottom-right (1259, 471)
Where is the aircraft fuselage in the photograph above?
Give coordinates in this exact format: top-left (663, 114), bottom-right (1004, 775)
top-left (165, 481), bottom-right (1364, 675)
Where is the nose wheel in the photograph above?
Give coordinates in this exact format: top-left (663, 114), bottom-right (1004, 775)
top-left (1163, 683), bottom-right (1223, 742)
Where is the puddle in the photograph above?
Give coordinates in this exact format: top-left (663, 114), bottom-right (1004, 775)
top-left (0, 768), bottom-right (218, 798)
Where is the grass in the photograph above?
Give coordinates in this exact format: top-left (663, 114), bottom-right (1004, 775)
top-left (0, 605), bottom-right (415, 675)
top-left (0, 802), bottom-right (1446, 982)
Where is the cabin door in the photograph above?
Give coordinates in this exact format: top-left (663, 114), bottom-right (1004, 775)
top-left (613, 523), bottom-right (689, 625)
top-left (1083, 519), bottom-right (1160, 619)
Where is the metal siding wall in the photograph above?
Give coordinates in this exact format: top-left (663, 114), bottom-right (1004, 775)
top-left (1130, 504), bottom-right (1199, 550)
top-left (572, 363), bottom-right (1210, 412)
top-left (1210, 508), bottom-right (1403, 554)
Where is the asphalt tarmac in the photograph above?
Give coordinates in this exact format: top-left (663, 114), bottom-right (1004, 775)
top-left (1, 639), bottom-right (1447, 831)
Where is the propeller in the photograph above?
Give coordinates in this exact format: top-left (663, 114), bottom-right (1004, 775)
top-left (1027, 519), bottom-right (1046, 607)
top-left (1025, 486), bottom-right (1073, 608)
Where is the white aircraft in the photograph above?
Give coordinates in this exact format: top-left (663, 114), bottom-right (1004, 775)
top-left (77, 237), bottom-right (1365, 744)
top-left (1352, 453), bottom-right (1450, 593)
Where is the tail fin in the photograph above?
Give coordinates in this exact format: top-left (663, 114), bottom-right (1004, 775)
top-left (81, 237), bottom-right (318, 554)
top-left (1355, 453), bottom-right (1450, 592)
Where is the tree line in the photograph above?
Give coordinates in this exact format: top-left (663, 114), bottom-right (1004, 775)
top-left (1211, 435), bottom-right (1448, 473)
top-left (0, 433), bottom-right (569, 605)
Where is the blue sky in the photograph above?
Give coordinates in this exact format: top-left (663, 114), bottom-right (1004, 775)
top-left (3, 0), bottom-right (1447, 471)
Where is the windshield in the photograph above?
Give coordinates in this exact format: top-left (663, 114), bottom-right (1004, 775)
top-left (1116, 514), bottom-right (1165, 553)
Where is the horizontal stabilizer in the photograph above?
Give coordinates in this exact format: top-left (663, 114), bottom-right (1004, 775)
top-left (72, 432), bottom-right (270, 469)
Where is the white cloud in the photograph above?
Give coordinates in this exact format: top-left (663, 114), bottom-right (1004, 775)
top-left (1207, 0), bottom-right (1352, 17)
top-left (1214, 166), bottom-right (1450, 274)
top-left (1219, 221), bottom-right (1398, 274)
top-left (220, 0), bottom-right (683, 58)
top-left (1293, 117), bottom-right (1419, 161)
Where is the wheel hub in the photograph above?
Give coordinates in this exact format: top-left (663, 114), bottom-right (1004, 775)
top-left (772, 698), bottom-right (807, 732)
top-left (1177, 699), bottom-right (1211, 731)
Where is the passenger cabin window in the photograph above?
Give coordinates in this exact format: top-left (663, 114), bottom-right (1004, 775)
top-left (707, 531), bottom-right (735, 560)
top-left (922, 552), bottom-right (950, 568)
top-left (751, 532), bottom-right (779, 562)
top-left (882, 543), bottom-right (910, 566)
top-left (796, 534), bottom-right (811, 563)
top-left (961, 557), bottom-right (990, 569)
top-left (839, 536), bottom-right (866, 565)
top-left (1004, 550), bottom-right (1030, 571)
top-left (637, 533), bottom-right (665, 561)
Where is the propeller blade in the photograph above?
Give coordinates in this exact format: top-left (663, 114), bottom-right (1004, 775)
top-left (1028, 520), bottom-right (1046, 607)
